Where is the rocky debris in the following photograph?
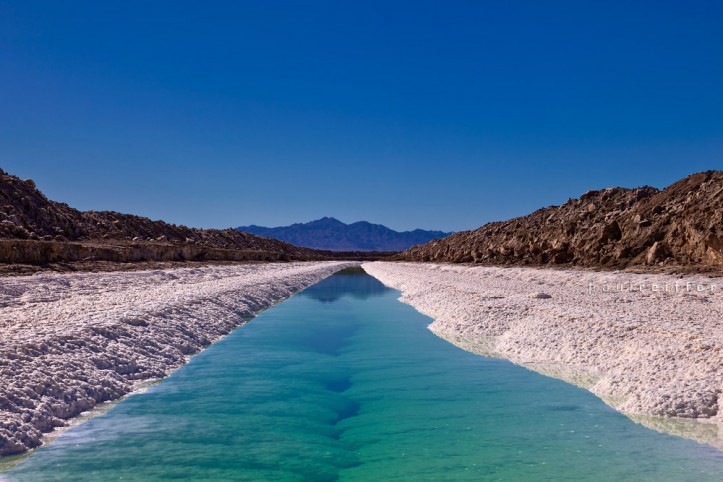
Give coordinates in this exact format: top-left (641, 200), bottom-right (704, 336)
top-left (529, 292), bottom-right (552, 299)
top-left (646, 241), bottom-right (667, 265)
top-left (397, 171), bottom-right (723, 271)
top-left (0, 261), bottom-right (354, 456)
top-left (363, 262), bottom-right (723, 448)
top-left (0, 168), bottom-right (325, 264)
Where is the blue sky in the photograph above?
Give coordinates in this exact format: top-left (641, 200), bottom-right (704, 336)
top-left (1, 1), bottom-right (721, 232)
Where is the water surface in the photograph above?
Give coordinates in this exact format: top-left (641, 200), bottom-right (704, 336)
top-left (4, 268), bottom-right (722, 481)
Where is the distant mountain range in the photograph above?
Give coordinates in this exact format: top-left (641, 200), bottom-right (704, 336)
top-left (237, 217), bottom-right (453, 251)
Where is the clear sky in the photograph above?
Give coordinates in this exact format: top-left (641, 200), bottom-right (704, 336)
top-left (1, 1), bottom-right (721, 232)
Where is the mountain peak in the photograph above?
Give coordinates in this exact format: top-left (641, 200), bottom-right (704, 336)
top-left (313, 216), bottom-right (345, 225)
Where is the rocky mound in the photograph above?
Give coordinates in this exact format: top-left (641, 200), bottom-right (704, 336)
top-left (0, 168), bottom-right (322, 264)
top-left (398, 171), bottom-right (723, 270)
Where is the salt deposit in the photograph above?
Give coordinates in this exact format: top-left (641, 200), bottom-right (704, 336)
top-left (363, 262), bottom-right (723, 448)
top-left (0, 261), bottom-right (353, 456)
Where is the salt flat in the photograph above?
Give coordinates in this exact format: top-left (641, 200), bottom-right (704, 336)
top-left (363, 261), bottom-right (723, 448)
top-left (0, 261), bottom-right (353, 456)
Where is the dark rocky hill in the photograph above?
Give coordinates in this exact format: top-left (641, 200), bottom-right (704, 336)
top-left (238, 217), bottom-right (452, 251)
top-left (398, 171), bottom-right (723, 270)
top-left (0, 168), bottom-right (326, 266)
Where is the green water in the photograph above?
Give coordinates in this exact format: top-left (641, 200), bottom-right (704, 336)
top-left (3, 268), bottom-right (722, 481)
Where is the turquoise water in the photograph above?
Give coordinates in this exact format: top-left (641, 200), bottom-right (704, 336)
top-left (3, 268), bottom-right (722, 481)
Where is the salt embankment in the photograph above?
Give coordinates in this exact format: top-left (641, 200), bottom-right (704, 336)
top-left (363, 262), bottom-right (723, 448)
top-left (0, 261), bottom-right (353, 456)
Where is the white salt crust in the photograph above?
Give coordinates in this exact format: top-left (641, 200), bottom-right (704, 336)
top-left (363, 262), bottom-right (723, 449)
top-left (0, 262), bottom-right (353, 456)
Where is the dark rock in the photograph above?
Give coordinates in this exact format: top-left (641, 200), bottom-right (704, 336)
top-left (646, 241), bottom-right (668, 265)
top-left (600, 221), bottom-right (623, 243)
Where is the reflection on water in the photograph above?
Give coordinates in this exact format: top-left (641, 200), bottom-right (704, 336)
top-left (298, 266), bottom-right (391, 303)
top-left (4, 270), bottom-right (723, 481)
top-left (628, 414), bottom-right (723, 451)
top-left (435, 331), bottom-right (602, 389)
